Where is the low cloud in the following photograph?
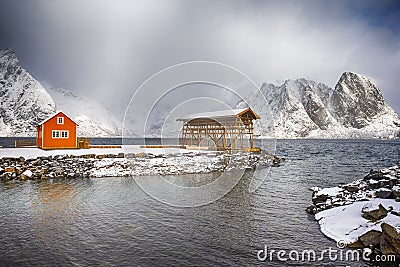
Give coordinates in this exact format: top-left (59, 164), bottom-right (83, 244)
top-left (1, 0), bottom-right (399, 115)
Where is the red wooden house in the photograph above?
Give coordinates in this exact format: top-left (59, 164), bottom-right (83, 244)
top-left (36, 111), bottom-right (77, 149)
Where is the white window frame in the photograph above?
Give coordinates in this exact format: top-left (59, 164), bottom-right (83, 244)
top-left (57, 117), bottom-right (64, 125)
top-left (52, 130), bottom-right (60, 138)
top-left (61, 130), bottom-right (69, 138)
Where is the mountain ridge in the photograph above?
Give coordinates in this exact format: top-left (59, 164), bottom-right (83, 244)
top-left (0, 48), bottom-right (123, 137)
top-left (1, 48), bottom-right (398, 139)
top-left (241, 72), bottom-right (400, 138)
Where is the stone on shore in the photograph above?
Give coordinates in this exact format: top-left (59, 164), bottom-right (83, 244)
top-left (362, 203), bottom-right (388, 221)
top-left (20, 169), bottom-right (33, 180)
top-left (358, 230), bottom-right (382, 247)
top-left (380, 223), bottom-right (400, 256)
top-left (375, 188), bottom-right (393, 199)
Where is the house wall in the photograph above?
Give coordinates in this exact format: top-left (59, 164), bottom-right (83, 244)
top-left (42, 112), bottom-right (77, 149)
top-left (36, 125), bottom-right (43, 148)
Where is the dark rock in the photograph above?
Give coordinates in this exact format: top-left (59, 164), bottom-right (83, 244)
top-left (364, 171), bottom-right (385, 181)
top-left (380, 223), bottom-right (400, 256)
top-left (1, 172), bottom-right (12, 180)
top-left (15, 167), bottom-right (22, 175)
top-left (2, 157), bottom-right (16, 162)
top-left (312, 194), bottom-right (329, 204)
top-left (80, 154), bottom-right (95, 159)
top-left (390, 178), bottom-right (398, 187)
top-left (53, 155), bottom-right (67, 160)
top-left (380, 234), bottom-right (398, 256)
top-left (347, 240), bottom-right (365, 249)
top-left (375, 188), bottom-right (393, 199)
top-left (358, 230), bottom-right (382, 247)
top-left (367, 180), bottom-right (380, 190)
top-left (343, 185), bottom-right (360, 193)
top-left (117, 153), bottom-right (125, 158)
top-left (306, 205), bottom-right (317, 214)
top-left (393, 187), bottom-right (400, 198)
top-left (379, 179), bottom-right (391, 189)
top-left (381, 223), bottom-right (400, 241)
top-left (362, 203), bottom-right (388, 221)
top-left (30, 159), bottom-right (39, 166)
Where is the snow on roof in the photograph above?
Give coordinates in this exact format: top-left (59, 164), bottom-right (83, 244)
top-left (176, 107), bottom-right (260, 122)
top-left (37, 110), bottom-right (78, 126)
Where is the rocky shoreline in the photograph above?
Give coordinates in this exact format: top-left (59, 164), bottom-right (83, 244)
top-left (0, 151), bottom-right (280, 181)
top-left (307, 163), bottom-right (400, 259)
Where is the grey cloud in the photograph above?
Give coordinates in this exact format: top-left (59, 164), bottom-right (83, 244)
top-left (0, 0), bottom-right (399, 115)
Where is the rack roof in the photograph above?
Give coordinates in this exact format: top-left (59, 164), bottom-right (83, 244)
top-left (176, 107), bottom-right (260, 122)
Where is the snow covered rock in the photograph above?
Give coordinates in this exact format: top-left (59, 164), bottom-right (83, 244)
top-left (381, 223), bottom-right (400, 256)
top-left (393, 185), bottom-right (400, 198)
top-left (20, 169), bottom-right (33, 180)
top-left (241, 72), bottom-right (400, 138)
top-left (361, 202), bottom-right (388, 221)
top-left (311, 164), bottom-right (400, 257)
top-left (331, 72), bottom-right (387, 129)
top-left (0, 49), bottom-right (56, 136)
top-left (375, 188), bottom-right (393, 199)
top-left (357, 230), bottom-right (382, 248)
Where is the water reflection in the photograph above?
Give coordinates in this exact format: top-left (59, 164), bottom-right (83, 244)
top-left (0, 140), bottom-right (399, 266)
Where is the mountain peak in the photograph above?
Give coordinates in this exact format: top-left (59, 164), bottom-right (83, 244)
top-left (0, 48), bottom-right (18, 64)
top-left (0, 48), bottom-right (19, 78)
top-left (0, 48), bottom-right (15, 57)
top-left (0, 49), bottom-right (123, 137)
top-left (336, 72), bottom-right (381, 96)
top-left (245, 73), bottom-right (399, 138)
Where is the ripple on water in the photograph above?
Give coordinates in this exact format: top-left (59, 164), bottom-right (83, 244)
top-left (0, 139), bottom-right (399, 266)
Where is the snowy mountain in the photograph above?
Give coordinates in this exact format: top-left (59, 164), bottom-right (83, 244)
top-left (2, 48), bottom-right (398, 139)
top-left (241, 72), bottom-right (400, 138)
top-left (0, 48), bottom-right (122, 137)
top-left (0, 49), bottom-right (56, 136)
top-left (47, 87), bottom-right (122, 137)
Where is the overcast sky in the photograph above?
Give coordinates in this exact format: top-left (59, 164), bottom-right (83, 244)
top-left (1, 0), bottom-right (400, 116)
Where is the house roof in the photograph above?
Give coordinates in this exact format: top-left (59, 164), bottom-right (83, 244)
top-left (176, 107), bottom-right (260, 122)
top-left (37, 110), bottom-right (78, 126)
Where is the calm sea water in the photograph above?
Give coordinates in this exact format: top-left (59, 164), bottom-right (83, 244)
top-left (0, 139), bottom-right (400, 266)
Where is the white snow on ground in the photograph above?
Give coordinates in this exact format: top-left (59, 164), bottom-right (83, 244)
top-left (315, 199), bottom-right (400, 243)
top-left (0, 146), bottom-right (203, 159)
top-left (0, 146), bottom-right (273, 178)
top-left (90, 154), bottom-right (225, 177)
top-left (314, 186), bottom-right (343, 197)
top-left (0, 147), bottom-right (123, 159)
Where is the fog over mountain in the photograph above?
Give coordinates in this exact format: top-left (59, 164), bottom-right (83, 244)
top-left (0, 49), bottom-right (122, 137)
top-left (1, 0), bottom-right (399, 117)
top-left (1, 48), bottom-right (399, 138)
